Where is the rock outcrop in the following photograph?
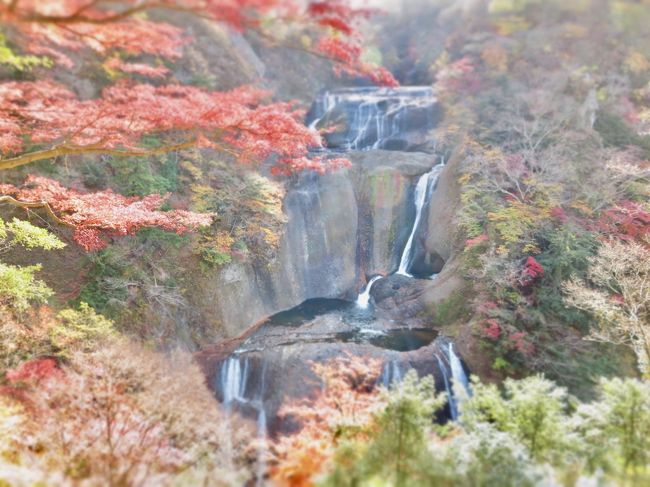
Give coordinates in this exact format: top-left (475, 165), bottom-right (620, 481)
top-left (424, 151), bottom-right (463, 263)
top-left (191, 151), bottom-right (439, 336)
top-left (196, 304), bottom-right (459, 434)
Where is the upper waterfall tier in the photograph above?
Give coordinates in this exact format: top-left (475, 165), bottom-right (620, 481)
top-left (306, 86), bottom-right (441, 152)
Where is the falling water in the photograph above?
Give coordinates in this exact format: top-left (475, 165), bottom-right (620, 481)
top-left (307, 87), bottom-right (438, 151)
top-left (434, 343), bottom-right (472, 421)
top-left (380, 360), bottom-right (403, 387)
top-left (397, 164), bottom-right (443, 276)
top-left (214, 85), bottom-right (470, 439)
top-left (436, 354), bottom-right (457, 420)
top-left (449, 343), bottom-right (471, 399)
top-left (356, 275), bottom-right (383, 309)
top-left (220, 356), bottom-right (248, 407)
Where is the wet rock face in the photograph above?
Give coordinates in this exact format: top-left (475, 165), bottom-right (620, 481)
top-left (425, 150), bottom-right (462, 263)
top-left (307, 87), bottom-right (442, 152)
top-left (190, 151), bottom-right (439, 337)
top-left (372, 274), bottom-right (431, 322)
top-left (197, 298), bottom-right (471, 434)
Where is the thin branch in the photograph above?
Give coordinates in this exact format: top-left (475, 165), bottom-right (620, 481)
top-left (0, 139), bottom-right (199, 171)
top-left (0, 195), bottom-right (73, 227)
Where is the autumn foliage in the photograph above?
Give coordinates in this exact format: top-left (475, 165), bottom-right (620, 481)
top-left (518, 256), bottom-right (544, 288)
top-left (596, 200), bottom-right (650, 244)
top-left (0, 176), bottom-right (213, 250)
top-left (6, 357), bottom-right (61, 385)
top-left (2, 341), bottom-right (251, 485)
top-left (271, 355), bottom-right (385, 486)
top-left (0, 0), bottom-right (394, 170)
top-left (0, 0), bottom-right (394, 246)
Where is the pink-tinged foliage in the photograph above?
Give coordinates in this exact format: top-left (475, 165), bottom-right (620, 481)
top-left (6, 358), bottom-right (62, 384)
top-left (437, 57), bottom-right (482, 95)
top-left (0, 0), bottom-right (394, 178)
top-left (477, 300), bottom-right (499, 314)
top-left (508, 331), bottom-right (534, 356)
top-left (481, 319), bottom-right (502, 340)
top-left (519, 256), bottom-right (544, 287)
top-left (0, 1), bottom-right (285, 62)
top-left (550, 206), bottom-right (568, 223)
top-left (0, 176), bottom-right (213, 251)
top-left (465, 233), bottom-right (489, 248)
top-left (272, 355), bottom-right (384, 484)
top-left (309, 1), bottom-right (398, 87)
top-left (317, 37), bottom-right (399, 87)
top-left (596, 200), bottom-right (650, 244)
top-left (0, 0), bottom-right (396, 86)
top-left (0, 81), bottom-right (351, 173)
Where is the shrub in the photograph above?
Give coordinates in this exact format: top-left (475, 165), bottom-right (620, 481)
top-left (50, 303), bottom-right (116, 351)
top-left (0, 218), bottom-right (66, 251)
top-left (595, 111), bottom-right (650, 157)
top-left (461, 375), bottom-right (573, 464)
top-left (2, 341), bottom-right (251, 486)
top-left (574, 377), bottom-right (650, 482)
top-left (0, 263), bottom-right (52, 312)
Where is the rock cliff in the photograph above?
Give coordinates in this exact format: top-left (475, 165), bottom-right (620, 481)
top-left (191, 150), bottom-right (439, 336)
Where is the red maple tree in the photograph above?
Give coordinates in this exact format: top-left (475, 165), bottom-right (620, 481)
top-left (596, 200), bottom-right (650, 244)
top-left (0, 175), bottom-right (214, 250)
top-left (271, 355), bottom-right (384, 486)
top-left (519, 256), bottom-right (544, 287)
top-left (0, 1), bottom-right (396, 247)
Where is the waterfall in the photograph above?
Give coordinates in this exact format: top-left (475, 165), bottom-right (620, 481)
top-left (380, 360), bottom-right (403, 387)
top-left (449, 343), bottom-right (471, 399)
top-left (220, 356), bottom-right (248, 407)
top-left (397, 164), bottom-right (443, 276)
top-left (356, 275), bottom-right (383, 309)
top-left (307, 87), bottom-right (438, 151)
top-left (436, 354), bottom-right (457, 420)
top-left (435, 343), bottom-right (472, 421)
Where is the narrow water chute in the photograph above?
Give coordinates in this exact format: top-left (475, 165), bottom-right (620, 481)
top-left (397, 164), bottom-right (443, 276)
top-left (356, 275), bottom-right (383, 309)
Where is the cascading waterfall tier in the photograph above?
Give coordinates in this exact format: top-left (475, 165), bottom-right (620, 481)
top-left (354, 162), bottom-right (443, 304)
top-left (380, 360), bottom-right (404, 387)
top-left (220, 356), bottom-right (248, 407)
top-left (434, 340), bottom-right (472, 420)
top-left (307, 87), bottom-right (440, 151)
top-left (356, 275), bottom-right (383, 309)
top-left (397, 164), bottom-right (443, 276)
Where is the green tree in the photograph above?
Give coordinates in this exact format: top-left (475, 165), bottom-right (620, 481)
top-left (461, 375), bottom-right (573, 464)
top-left (50, 303), bottom-right (116, 352)
top-left (322, 372), bottom-right (445, 487)
top-left (0, 217), bottom-right (65, 312)
top-left (574, 378), bottom-right (650, 483)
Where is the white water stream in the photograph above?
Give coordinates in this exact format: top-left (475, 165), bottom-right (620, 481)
top-left (308, 87), bottom-right (437, 151)
top-left (221, 356), bottom-right (248, 407)
top-left (397, 164), bottom-right (443, 276)
top-left (435, 343), bottom-right (472, 420)
top-left (354, 162), bottom-right (443, 305)
top-left (356, 275), bottom-right (384, 309)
